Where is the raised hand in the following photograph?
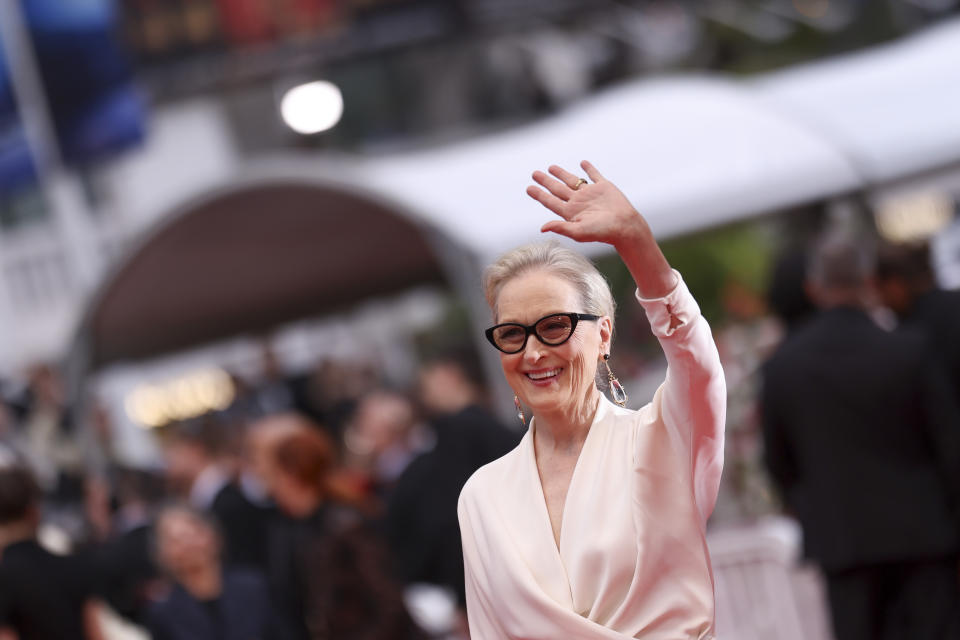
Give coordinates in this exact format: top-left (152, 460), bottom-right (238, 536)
top-left (526, 160), bottom-right (645, 250)
top-left (526, 160), bottom-right (677, 298)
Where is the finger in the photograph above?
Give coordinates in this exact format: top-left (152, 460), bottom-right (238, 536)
top-left (541, 220), bottom-right (587, 241)
top-left (532, 170), bottom-right (572, 202)
top-left (548, 164), bottom-right (587, 190)
top-left (526, 185), bottom-right (569, 217)
top-left (581, 160), bottom-right (605, 183)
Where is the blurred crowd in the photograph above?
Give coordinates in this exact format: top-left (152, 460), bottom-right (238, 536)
top-left (2, 230), bottom-right (960, 640)
top-left (0, 352), bottom-right (518, 640)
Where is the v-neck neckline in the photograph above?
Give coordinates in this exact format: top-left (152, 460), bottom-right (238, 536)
top-left (528, 396), bottom-right (610, 556)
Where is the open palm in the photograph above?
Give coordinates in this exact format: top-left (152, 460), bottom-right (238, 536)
top-left (526, 160), bottom-right (644, 248)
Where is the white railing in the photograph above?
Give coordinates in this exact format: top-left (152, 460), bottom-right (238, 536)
top-left (1, 221), bottom-right (130, 305)
top-left (1, 225), bottom-right (77, 310)
top-left (0, 219), bottom-right (132, 369)
top-left (709, 517), bottom-right (835, 640)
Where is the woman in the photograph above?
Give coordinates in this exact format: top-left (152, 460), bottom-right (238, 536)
top-left (147, 505), bottom-right (278, 640)
top-left (261, 419), bottom-right (423, 640)
top-left (457, 161), bottom-right (725, 639)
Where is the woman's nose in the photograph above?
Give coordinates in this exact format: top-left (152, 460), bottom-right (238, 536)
top-left (522, 339), bottom-right (546, 363)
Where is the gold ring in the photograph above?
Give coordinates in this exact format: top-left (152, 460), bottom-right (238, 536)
top-left (572, 178), bottom-right (588, 190)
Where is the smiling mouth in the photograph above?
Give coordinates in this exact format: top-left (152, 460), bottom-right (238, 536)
top-left (525, 368), bottom-right (563, 382)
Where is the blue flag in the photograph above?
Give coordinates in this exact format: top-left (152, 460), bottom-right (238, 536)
top-left (0, 0), bottom-right (145, 193)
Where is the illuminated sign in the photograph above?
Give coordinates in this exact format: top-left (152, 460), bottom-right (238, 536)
top-left (875, 192), bottom-right (956, 243)
top-left (125, 368), bottom-right (235, 428)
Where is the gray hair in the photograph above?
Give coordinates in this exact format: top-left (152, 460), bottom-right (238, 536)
top-left (483, 241), bottom-right (616, 329)
top-left (807, 232), bottom-right (875, 291)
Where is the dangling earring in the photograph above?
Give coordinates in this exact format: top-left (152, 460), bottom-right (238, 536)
top-left (602, 354), bottom-right (628, 407)
top-left (514, 394), bottom-right (526, 427)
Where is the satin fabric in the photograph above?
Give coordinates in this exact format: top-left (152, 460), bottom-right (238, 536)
top-left (458, 275), bottom-right (725, 639)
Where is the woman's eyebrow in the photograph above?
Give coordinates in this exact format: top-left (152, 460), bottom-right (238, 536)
top-left (498, 311), bottom-right (570, 325)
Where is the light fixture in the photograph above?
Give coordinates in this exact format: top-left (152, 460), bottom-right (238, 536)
top-left (280, 80), bottom-right (344, 135)
top-left (125, 368), bottom-right (235, 429)
top-left (874, 192), bottom-right (955, 243)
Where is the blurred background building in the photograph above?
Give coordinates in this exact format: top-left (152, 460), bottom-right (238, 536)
top-left (1, 1), bottom-right (960, 638)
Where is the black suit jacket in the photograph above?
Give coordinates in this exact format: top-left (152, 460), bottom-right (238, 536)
top-left (385, 405), bottom-right (519, 605)
top-left (902, 288), bottom-right (960, 401)
top-left (0, 540), bottom-right (96, 639)
top-left (761, 307), bottom-right (960, 572)
top-left (147, 569), bottom-right (278, 640)
top-left (90, 523), bottom-right (158, 624)
top-left (211, 482), bottom-right (276, 572)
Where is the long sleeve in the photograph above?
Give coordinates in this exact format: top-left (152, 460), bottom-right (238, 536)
top-left (636, 271), bottom-right (726, 526)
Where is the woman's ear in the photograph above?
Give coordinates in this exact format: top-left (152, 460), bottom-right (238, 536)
top-left (599, 316), bottom-right (613, 356)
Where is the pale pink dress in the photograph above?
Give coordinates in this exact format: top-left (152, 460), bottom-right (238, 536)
top-left (458, 274), bottom-right (726, 639)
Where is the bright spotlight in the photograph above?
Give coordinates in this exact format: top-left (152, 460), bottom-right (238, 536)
top-left (280, 81), bottom-right (344, 135)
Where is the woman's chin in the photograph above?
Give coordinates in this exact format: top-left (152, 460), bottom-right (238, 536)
top-left (521, 382), bottom-right (601, 420)
top-left (522, 386), bottom-right (569, 414)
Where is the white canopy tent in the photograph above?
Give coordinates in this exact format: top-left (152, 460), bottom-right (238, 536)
top-left (358, 16), bottom-right (960, 262)
top-left (756, 17), bottom-right (960, 185)
top-left (359, 76), bottom-right (862, 260)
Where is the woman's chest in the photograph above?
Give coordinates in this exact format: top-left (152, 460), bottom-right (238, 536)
top-left (515, 421), bottom-right (696, 589)
top-left (536, 449), bottom-right (580, 546)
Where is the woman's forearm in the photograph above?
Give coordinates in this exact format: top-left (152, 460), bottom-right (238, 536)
top-left (614, 215), bottom-right (677, 300)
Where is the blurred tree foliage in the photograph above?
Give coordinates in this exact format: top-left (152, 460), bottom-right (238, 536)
top-left (702, 1), bottom-right (905, 75)
top-left (596, 221), bottom-right (776, 327)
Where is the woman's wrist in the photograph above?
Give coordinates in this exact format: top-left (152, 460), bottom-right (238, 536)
top-left (611, 210), bottom-right (650, 246)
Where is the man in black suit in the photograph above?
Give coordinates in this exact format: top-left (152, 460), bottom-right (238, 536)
top-left (761, 234), bottom-right (960, 640)
top-left (386, 359), bottom-right (519, 615)
top-left (876, 241), bottom-right (960, 400)
top-left (163, 419), bottom-right (275, 572)
top-left (0, 450), bottom-right (104, 639)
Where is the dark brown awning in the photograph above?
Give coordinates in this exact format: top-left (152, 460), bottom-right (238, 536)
top-left (80, 182), bottom-right (449, 368)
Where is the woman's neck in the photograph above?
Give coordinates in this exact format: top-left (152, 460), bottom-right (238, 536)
top-left (532, 388), bottom-right (601, 453)
top-left (180, 563), bottom-right (222, 600)
top-left (287, 490), bottom-right (323, 519)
